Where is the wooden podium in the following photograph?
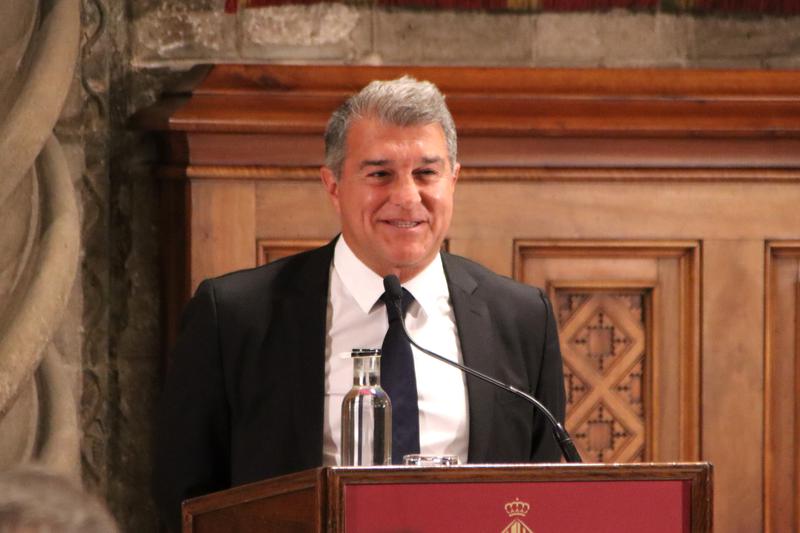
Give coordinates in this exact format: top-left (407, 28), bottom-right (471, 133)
top-left (182, 463), bottom-right (712, 532)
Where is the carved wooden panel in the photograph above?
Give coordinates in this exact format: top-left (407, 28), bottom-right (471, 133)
top-left (555, 287), bottom-right (650, 463)
top-left (514, 241), bottom-right (700, 464)
top-left (764, 241), bottom-right (800, 533)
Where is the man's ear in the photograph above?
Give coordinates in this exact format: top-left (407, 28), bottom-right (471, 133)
top-left (451, 161), bottom-right (461, 186)
top-left (320, 166), bottom-right (341, 214)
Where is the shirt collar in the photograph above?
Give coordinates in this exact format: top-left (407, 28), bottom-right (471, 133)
top-left (333, 236), bottom-right (450, 317)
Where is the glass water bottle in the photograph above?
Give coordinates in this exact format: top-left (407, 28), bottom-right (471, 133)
top-left (340, 348), bottom-right (392, 466)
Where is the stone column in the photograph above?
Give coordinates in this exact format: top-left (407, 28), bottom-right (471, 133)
top-left (0, 0), bottom-right (82, 476)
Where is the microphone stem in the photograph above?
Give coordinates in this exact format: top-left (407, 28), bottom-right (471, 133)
top-left (394, 302), bottom-right (582, 464)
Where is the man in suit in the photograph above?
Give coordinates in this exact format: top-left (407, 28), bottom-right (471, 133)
top-left (154, 76), bottom-right (566, 531)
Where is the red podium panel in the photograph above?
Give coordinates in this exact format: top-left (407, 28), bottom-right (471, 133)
top-left (345, 479), bottom-right (688, 532)
top-left (184, 463), bottom-right (711, 532)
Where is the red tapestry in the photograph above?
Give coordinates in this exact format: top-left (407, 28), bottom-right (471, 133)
top-left (226, 0), bottom-right (800, 13)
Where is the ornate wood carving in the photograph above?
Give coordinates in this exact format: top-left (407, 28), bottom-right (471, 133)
top-left (555, 287), bottom-right (649, 462)
top-left (514, 241), bottom-right (700, 464)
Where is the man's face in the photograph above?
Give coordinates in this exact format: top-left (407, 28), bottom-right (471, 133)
top-left (321, 115), bottom-right (459, 282)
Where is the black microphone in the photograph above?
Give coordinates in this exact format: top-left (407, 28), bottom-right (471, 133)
top-left (383, 274), bottom-right (582, 464)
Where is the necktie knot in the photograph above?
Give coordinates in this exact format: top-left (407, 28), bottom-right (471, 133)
top-left (380, 287), bottom-right (414, 323)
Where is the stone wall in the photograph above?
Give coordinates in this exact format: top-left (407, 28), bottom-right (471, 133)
top-left (1, 1), bottom-right (798, 532)
top-left (129, 2), bottom-right (800, 68)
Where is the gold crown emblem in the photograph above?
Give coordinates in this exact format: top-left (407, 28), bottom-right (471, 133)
top-left (504, 498), bottom-right (530, 517)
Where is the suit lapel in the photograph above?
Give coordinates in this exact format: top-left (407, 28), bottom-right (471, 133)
top-left (442, 254), bottom-right (497, 462)
top-left (275, 240), bottom-right (335, 467)
top-left (278, 245), bottom-right (499, 465)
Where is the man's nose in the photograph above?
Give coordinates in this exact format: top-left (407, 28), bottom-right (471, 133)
top-left (390, 173), bottom-right (422, 207)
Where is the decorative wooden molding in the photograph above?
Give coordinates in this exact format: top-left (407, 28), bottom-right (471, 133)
top-left (763, 241), bottom-right (800, 533)
top-left (514, 240), bottom-right (701, 462)
top-left (141, 65), bottom-right (800, 135)
top-left (136, 64), bottom-right (800, 171)
top-left (161, 165), bottom-right (800, 183)
top-left (513, 240), bottom-right (700, 261)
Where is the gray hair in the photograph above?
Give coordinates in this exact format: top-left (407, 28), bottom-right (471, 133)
top-left (324, 76), bottom-right (458, 177)
top-left (0, 466), bottom-right (118, 533)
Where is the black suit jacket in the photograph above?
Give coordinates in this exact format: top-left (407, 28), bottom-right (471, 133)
top-left (154, 241), bottom-right (565, 531)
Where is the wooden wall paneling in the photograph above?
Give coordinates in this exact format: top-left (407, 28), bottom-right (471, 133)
top-left (513, 241), bottom-right (700, 465)
top-left (255, 239), bottom-right (449, 268)
top-left (254, 180), bottom-right (339, 246)
top-left (449, 180), bottom-right (800, 299)
top-left (678, 241), bottom-right (702, 461)
top-left (187, 133), bottom-right (323, 167)
top-left (703, 239), bottom-right (764, 533)
top-left (764, 242), bottom-right (800, 533)
top-left (188, 179), bottom-right (256, 292)
top-left (139, 65), bottom-right (800, 532)
top-left (257, 239), bottom-right (329, 266)
top-left (173, 135), bottom-right (800, 169)
top-left (456, 137), bottom-right (800, 169)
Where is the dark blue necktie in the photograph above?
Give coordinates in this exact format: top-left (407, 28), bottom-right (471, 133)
top-left (380, 288), bottom-right (420, 464)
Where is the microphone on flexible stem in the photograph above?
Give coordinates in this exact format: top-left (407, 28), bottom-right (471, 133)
top-left (383, 274), bottom-right (582, 464)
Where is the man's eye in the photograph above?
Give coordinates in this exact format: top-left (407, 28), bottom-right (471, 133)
top-left (367, 171), bottom-right (391, 178)
top-left (414, 169), bottom-right (439, 179)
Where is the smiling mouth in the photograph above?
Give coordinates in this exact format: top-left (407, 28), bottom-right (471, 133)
top-left (385, 220), bottom-right (422, 228)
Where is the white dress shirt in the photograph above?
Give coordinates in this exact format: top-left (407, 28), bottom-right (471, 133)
top-left (322, 237), bottom-right (469, 465)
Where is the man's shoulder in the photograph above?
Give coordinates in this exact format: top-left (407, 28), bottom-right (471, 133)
top-left (443, 252), bottom-right (543, 300)
top-left (203, 243), bottom-right (333, 303)
top-left (443, 253), bottom-right (552, 339)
